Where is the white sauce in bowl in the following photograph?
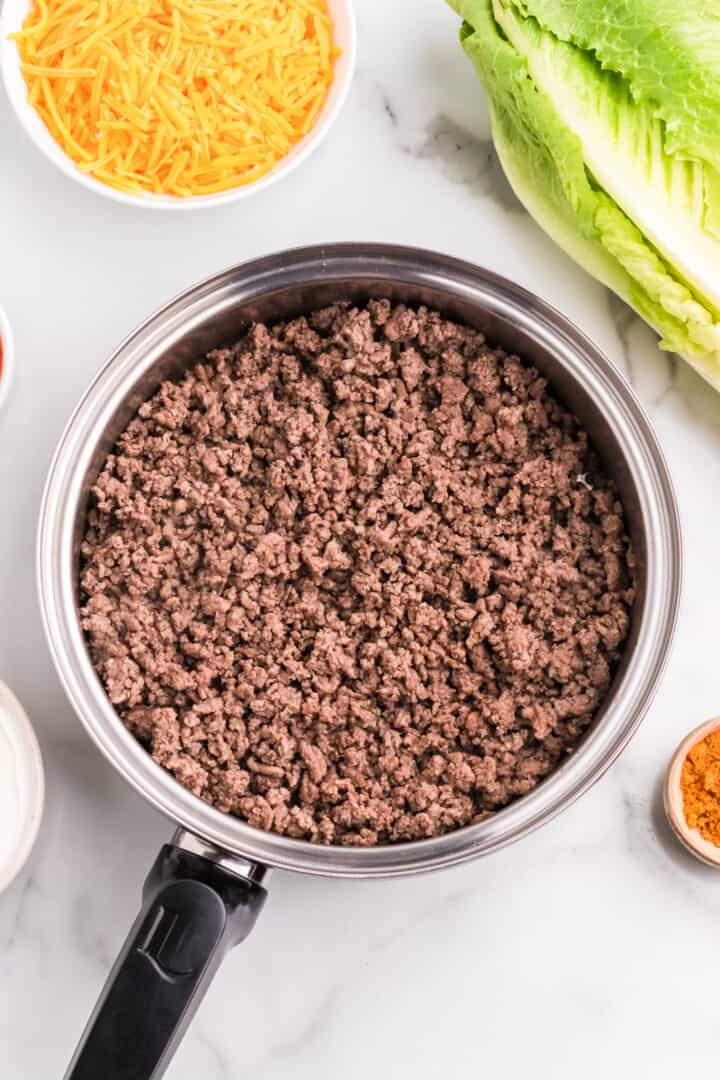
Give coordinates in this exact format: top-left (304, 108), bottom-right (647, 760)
top-left (0, 722), bottom-right (23, 872)
top-left (0, 682), bottom-right (44, 893)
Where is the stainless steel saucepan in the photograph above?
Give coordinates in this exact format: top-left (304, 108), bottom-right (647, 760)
top-left (37, 244), bottom-right (682, 1079)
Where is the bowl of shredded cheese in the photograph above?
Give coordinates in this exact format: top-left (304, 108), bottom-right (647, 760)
top-left (0, 0), bottom-right (355, 208)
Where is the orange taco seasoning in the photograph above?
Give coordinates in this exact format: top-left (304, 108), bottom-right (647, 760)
top-left (680, 730), bottom-right (720, 847)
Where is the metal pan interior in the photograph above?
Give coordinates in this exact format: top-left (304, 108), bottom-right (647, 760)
top-left (37, 244), bottom-right (682, 877)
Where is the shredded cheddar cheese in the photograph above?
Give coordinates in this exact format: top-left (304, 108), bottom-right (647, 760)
top-left (13, 0), bottom-right (339, 197)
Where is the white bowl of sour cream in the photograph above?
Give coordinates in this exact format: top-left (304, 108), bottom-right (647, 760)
top-left (0, 681), bottom-right (44, 893)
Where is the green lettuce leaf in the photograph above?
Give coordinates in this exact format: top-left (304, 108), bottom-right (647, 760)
top-left (450, 0), bottom-right (720, 388)
top-left (512, 0), bottom-right (720, 175)
top-left (491, 0), bottom-right (720, 310)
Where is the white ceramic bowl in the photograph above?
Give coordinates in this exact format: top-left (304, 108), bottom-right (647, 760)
top-left (0, 0), bottom-right (356, 210)
top-left (0, 682), bottom-right (44, 894)
top-left (0, 303), bottom-right (14, 414)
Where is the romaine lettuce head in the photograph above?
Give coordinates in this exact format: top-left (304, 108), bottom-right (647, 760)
top-left (450, 0), bottom-right (720, 390)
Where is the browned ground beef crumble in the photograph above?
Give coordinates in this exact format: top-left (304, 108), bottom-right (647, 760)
top-left (80, 300), bottom-right (634, 846)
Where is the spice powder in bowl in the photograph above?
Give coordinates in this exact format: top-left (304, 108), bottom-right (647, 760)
top-left (80, 301), bottom-right (635, 847)
top-left (681, 734), bottom-right (720, 843)
top-left (10, 0), bottom-right (340, 199)
top-left (665, 719), bottom-right (720, 867)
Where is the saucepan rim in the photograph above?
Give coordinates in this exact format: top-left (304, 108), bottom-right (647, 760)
top-left (36, 243), bottom-right (682, 877)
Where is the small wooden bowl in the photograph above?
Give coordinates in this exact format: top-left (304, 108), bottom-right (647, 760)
top-left (665, 717), bottom-right (720, 868)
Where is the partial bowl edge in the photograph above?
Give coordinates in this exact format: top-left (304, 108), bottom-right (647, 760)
top-left (0, 303), bottom-right (15, 414)
top-left (0, 681), bottom-right (44, 894)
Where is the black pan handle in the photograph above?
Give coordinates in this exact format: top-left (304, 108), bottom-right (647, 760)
top-left (64, 841), bottom-right (268, 1080)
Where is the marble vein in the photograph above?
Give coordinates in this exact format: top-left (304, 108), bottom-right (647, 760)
top-left (1, 870), bottom-right (35, 952)
top-left (253, 883), bottom-right (472, 1073)
top-left (198, 1035), bottom-right (232, 1080)
top-left (402, 113), bottom-right (521, 213)
top-left (70, 891), bottom-right (118, 972)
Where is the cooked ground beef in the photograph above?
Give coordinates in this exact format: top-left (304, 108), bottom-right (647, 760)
top-left (80, 300), bottom-right (634, 846)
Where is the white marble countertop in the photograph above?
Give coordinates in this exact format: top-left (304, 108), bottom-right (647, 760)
top-left (2, 2), bottom-right (720, 1076)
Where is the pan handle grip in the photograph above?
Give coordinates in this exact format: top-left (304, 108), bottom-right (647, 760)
top-left (64, 842), bottom-right (268, 1080)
